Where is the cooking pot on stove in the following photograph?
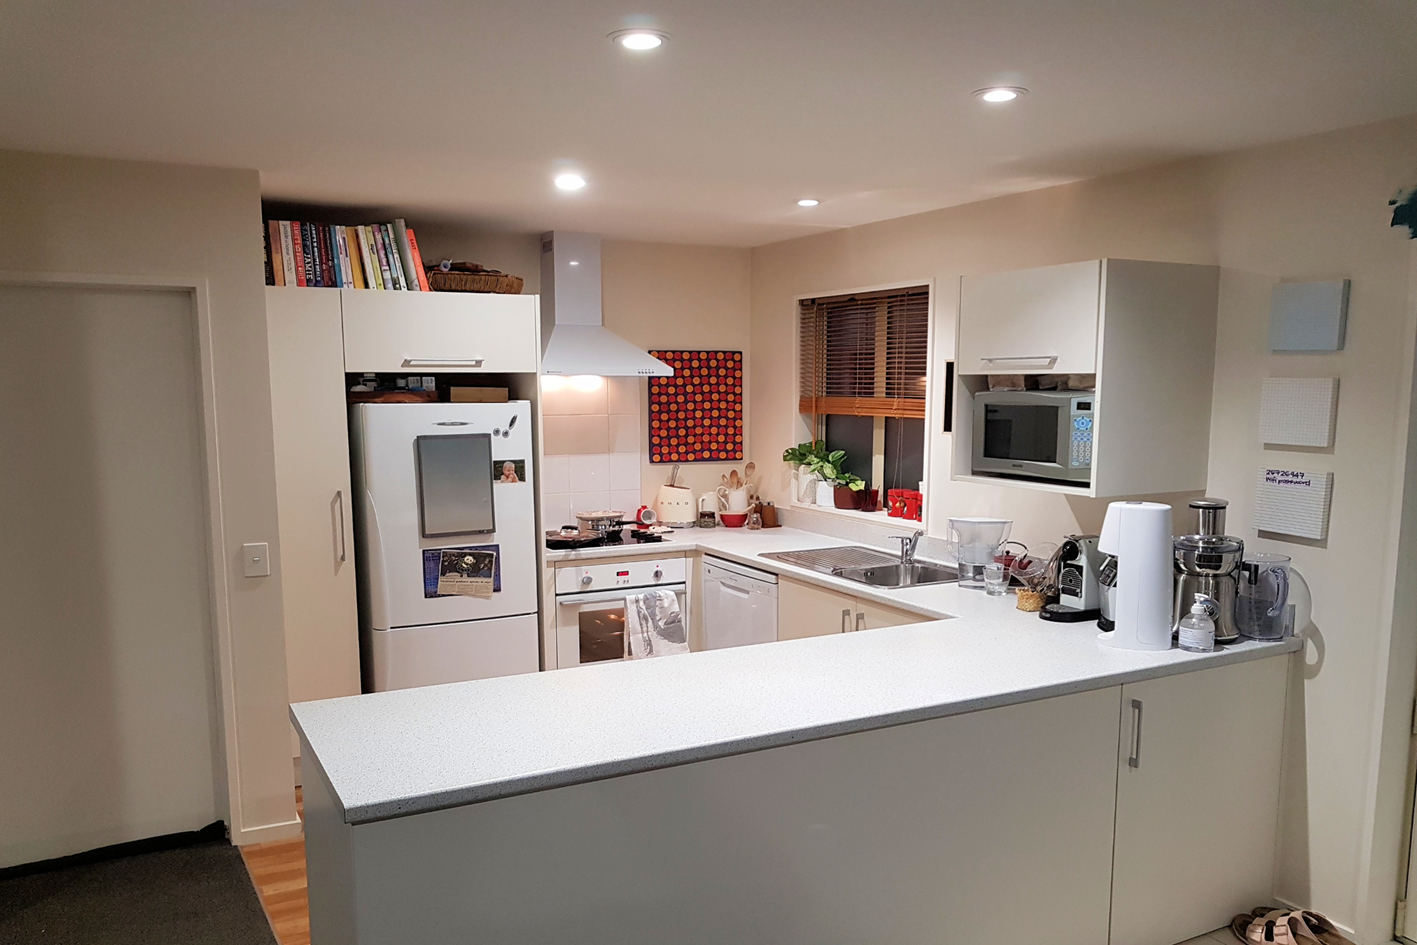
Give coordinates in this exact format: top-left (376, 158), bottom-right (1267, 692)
top-left (574, 510), bottom-right (628, 537)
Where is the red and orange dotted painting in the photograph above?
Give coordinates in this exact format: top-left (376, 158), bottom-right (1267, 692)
top-left (647, 350), bottom-right (744, 463)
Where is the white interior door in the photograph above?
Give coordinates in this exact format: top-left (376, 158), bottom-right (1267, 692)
top-left (0, 284), bottom-right (219, 868)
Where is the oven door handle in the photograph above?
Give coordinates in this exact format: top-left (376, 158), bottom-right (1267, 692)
top-left (560, 586), bottom-right (686, 606)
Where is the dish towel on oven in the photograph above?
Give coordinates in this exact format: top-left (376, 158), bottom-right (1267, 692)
top-left (625, 589), bottom-right (690, 659)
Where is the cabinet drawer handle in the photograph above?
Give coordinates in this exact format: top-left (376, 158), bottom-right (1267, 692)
top-left (979, 355), bottom-right (1059, 363)
top-left (855, 612), bottom-right (865, 633)
top-left (841, 608), bottom-right (852, 633)
top-left (1128, 698), bottom-right (1144, 769)
top-left (333, 490), bottom-right (347, 563)
top-left (402, 358), bottom-right (485, 367)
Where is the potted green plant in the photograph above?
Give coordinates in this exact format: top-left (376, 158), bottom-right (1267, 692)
top-left (814, 449), bottom-right (867, 509)
top-left (783, 440), bottom-right (828, 504)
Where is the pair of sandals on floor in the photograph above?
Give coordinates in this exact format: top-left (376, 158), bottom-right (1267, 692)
top-left (1231, 907), bottom-right (1354, 944)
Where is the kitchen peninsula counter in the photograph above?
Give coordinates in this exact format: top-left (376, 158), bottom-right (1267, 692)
top-left (292, 525), bottom-right (1300, 945)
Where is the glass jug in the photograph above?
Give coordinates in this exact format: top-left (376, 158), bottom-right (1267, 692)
top-left (1236, 553), bottom-right (1292, 641)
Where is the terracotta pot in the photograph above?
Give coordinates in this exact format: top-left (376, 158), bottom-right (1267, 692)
top-left (834, 486), bottom-right (866, 510)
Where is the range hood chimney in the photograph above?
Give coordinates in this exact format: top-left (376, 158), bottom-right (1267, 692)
top-left (539, 232), bottom-right (673, 377)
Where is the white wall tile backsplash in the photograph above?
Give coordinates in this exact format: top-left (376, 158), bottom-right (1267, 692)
top-left (568, 453), bottom-right (611, 493)
top-left (542, 381), bottom-right (609, 417)
top-left (541, 380), bottom-right (641, 525)
top-left (608, 451), bottom-right (640, 485)
top-left (608, 413), bottom-right (640, 453)
top-left (607, 377), bottom-right (638, 416)
top-left (539, 454), bottom-right (570, 495)
top-left (543, 414), bottom-right (610, 455)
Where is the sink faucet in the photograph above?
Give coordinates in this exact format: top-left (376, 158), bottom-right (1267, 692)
top-left (894, 529), bottom-right (925, 567)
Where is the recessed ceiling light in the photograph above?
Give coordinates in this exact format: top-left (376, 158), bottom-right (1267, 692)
top-left (797, 198), bottom-right (820, 207)
top-left (554, 173), bottom-right (586, 191)
top-left (569, 260), bottom-right (580, 266)
top-left (973, 86), bottom-right (1027, 103)
top-left (610, 29), bottom-right (669, 51)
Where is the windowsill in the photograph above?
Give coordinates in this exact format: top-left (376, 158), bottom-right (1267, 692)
top-left (787, 498), bottom-right (925, 530)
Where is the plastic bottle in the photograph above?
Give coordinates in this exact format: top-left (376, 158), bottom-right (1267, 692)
top-left (1177, 593), bottom-right (1216, 653)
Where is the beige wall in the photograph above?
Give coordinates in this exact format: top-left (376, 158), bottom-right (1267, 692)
top-left (749, 115), bottom-right (1417, 941)
top-left (600, 240), bottom-right (754, 504)
top-left (0, 150), bottom-right (298, 845)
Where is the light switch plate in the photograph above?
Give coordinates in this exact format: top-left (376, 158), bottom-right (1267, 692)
top-left (242, 542), bottom-right (271, 578)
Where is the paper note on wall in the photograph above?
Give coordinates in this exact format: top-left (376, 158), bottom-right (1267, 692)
top-left (1254, 467), bottom-right (1334, 540)
top-left (1259, 377), bottom-right (1338, 448)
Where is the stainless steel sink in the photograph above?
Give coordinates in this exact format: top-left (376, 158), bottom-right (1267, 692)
top-left (833, 563), bottom-right (958, 588)
top-left (760, 546), bottom-right (902, 573)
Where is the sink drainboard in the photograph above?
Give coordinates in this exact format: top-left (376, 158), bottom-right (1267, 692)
top-left (760, 546), bottom-right (901, 573)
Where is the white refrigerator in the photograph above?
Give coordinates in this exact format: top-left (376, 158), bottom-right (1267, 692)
top-left (349, 402), bottom-right (540, 691)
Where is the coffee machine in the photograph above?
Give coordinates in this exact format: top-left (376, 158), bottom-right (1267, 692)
top-left (1040, 535), bottom-right (1102, 622)
top-left (1172, 497), bottom-right (1244, 644)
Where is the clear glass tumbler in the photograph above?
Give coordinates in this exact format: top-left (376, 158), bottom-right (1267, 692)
top-left (983, 562), bottom-right (1009, 597)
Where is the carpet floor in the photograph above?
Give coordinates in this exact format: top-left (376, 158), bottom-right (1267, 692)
top-left (0, 840), bottom-right (276, 945)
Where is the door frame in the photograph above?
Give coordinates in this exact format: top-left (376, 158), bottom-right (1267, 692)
top-left (0, 269), bottom-right (249, 841)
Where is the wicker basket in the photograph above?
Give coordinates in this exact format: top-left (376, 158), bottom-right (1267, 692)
top-left (426, 270), bottom-right (524, 294)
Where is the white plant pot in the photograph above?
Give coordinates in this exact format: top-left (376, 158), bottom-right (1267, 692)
top-left (797, 467), bottom-right (819, 504)
top-left (815, 479), bottom-right (836, 507)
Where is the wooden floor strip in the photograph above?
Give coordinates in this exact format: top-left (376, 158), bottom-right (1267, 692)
top-left (241, 786), bottom-right (310, 945)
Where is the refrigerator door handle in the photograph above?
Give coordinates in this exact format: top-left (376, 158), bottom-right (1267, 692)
top-left (333, 490), bottom-right (347, 563)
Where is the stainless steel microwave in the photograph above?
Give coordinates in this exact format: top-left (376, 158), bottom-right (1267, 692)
top-left (972, 390), bottom-right (1094, 484)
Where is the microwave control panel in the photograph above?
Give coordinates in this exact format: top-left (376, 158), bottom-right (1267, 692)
top-left (1069, 400), bottom-right (1094, 468)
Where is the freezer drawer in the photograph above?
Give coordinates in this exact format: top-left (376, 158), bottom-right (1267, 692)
top-left (365, 613), bottom-right (539, 692)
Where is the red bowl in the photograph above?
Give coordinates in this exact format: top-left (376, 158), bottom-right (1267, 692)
top-left (720, 511), bottom-right (749, 528)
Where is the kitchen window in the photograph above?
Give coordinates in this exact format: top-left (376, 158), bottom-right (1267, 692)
top-left (798, 285), bottom-right (931, 492)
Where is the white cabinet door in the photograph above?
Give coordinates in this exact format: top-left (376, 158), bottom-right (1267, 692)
top-left (340, 289), bottom-right (539, 373)
top-left (778, 577), bottom-right (857, 640)
top-left (1110, 656), bottom-right (1289, 945)
top-left (957, 260), bottom-right (1101, 374)
top-left (266, 287), bottom-right (361, 705)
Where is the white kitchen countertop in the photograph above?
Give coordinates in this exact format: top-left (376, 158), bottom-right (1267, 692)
top-left (293, 525), bottom-right (1301, 825)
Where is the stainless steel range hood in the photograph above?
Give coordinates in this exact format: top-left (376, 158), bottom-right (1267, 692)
top-left (539, 232), bottom-right (673, 377)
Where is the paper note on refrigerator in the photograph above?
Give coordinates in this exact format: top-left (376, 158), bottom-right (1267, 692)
top-left (1253, 467), bottom-right (1333, 540)
top-left (435, 549), bottom-right (497, 599)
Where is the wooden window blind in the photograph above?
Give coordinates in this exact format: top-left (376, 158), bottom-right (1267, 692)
top-left (799, 286), bottom-right (930, 419)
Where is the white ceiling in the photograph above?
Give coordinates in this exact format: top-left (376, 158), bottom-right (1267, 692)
top-left (4, 1), bottom-right (1417, 246)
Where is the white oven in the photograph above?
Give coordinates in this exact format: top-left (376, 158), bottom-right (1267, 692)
top-left (553, 557), bottom-right (688, 668)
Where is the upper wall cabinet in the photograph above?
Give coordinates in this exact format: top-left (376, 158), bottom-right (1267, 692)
top-left (956, 260), bottom-right (1102, 375)
top-left (339, 289), bottom-right (540, 374)
top-left (953, 259), bottom-right (1220, 497)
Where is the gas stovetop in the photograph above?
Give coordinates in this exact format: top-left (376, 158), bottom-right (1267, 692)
top-left (544, 527), bottom-right (667, 550)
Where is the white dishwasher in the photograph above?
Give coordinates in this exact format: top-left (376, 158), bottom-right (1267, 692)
top-left (702, 556), bottom-right (779, 649)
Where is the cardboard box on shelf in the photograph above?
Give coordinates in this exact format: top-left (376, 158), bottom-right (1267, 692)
top-left (450, 387), bottom-right (509, 403)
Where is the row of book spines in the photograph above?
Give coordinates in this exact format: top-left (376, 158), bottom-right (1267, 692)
top-left (263, 219), bottom-right (432, 292)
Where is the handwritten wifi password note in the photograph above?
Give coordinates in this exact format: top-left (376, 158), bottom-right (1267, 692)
top-left (1254, 467), bottom-right (1333, 540)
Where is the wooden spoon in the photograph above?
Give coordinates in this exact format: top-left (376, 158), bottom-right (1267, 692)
top-left (743, 461), bottom-right (756, 484)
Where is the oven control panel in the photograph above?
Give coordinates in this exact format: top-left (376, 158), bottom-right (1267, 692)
top-left (556, 556), bottom-right (687, 595)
